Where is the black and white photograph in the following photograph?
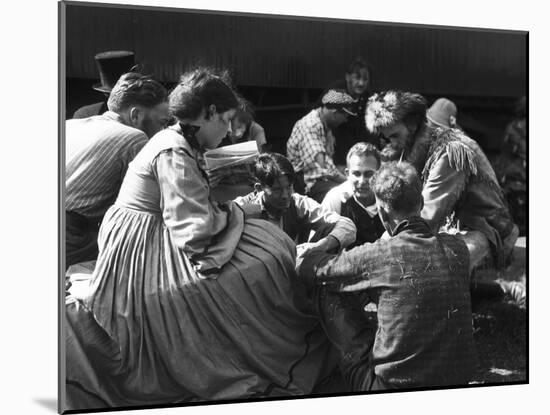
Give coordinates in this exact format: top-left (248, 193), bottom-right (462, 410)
top-left (4, 0), bottom-right (546, 414)
top-left (59, 1), bottom-right (529, 412)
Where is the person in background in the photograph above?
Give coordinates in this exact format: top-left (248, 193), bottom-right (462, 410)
top-left (72, 50), bottom-right (136, 119)
top-left (287, 89), bottom-right (356, 202)
top-left (65, 67), bottom-right (333, 410)
top-left (297, 161), bottom-right (477, 391)
top-left (322, 142), bottom-right (385, 249)
top-left (323, 58), bottom-right (379, 164)
top-left (497, 96), bottom-right (527, 235)
top-left (426, 97), bottom-right (461, 129)
top-left (209, 98), bottom-right (268, 202)
top-left (235, 152), bottom-right (357, 256)
top-left (365, 90), bottom-right (524, 304)
top-left (65, 72), bottom-right (170, 268)
top-left (220, 97), bottom-right (268, 152)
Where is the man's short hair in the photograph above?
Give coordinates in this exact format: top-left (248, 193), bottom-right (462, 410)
top-left (346, 57), bottom-right (372, 77)
top-left (370, 161), bottom-right (422, 214)
top-left (107, 72), bottom-right (168, 113)
top-left (254, 153), bottom-right (296, 187)
top-left (346, 142), bottom-right (381, 168)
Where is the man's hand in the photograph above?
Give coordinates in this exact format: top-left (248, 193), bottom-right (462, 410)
top-left (297, 235), bottom-right (340, 257)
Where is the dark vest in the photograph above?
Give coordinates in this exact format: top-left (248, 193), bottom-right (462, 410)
top-left (341, 197), bottom-right (385, 248)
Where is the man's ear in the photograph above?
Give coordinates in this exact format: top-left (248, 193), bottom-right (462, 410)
top-left (254, 182), bottom-right (262, 193)
top-left (344, 167), bottom-right (349, 177)
top-left (128, 107), bottom-right (141, 126)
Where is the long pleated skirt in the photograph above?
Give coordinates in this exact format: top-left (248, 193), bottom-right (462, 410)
top-left (65, 205), bottom-right (332, 410)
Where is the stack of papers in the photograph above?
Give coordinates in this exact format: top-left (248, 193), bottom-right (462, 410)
top-left (204, 141), bottom-right (259, 172)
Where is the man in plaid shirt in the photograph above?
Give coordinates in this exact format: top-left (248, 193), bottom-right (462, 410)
top-left (297, 161), bottom-right (476, 391)
top-left (286, 89), bottom-right (357, 203)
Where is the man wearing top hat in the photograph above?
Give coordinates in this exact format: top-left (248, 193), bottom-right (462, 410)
top-left (65, 72), bottom-right (170, 269)
top-left (72, 50), bottom-right (136, 119)
top-left (286, 89), bottom-right (357, 203)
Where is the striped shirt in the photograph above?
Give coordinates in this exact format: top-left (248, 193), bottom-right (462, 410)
top-left (66, 111), bottom-right (148, 218)
top-left (286, 109), bottom-right (341, 191)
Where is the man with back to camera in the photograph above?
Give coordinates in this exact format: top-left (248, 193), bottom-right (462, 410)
top-left (65, 72), bottom-right (170, 268)
top-left (364, 90), bottom-right (524, 304)
top-left (297, 161), bottom-right (477, 391)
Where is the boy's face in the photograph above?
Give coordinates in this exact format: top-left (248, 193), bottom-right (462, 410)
top-left (262, 175), bottom-right (293, 211)
top-left (346, 154), bottom-right (378, 202)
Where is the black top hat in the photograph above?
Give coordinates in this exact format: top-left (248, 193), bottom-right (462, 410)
top-left (93, 50), bottom-right (136, 93)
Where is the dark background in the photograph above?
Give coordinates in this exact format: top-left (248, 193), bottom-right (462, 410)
top-left (64, 2), bottom-right (527, 156)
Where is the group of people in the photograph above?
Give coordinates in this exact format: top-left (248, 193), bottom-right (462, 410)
top-left (64, 53), bottom-right (525, 411)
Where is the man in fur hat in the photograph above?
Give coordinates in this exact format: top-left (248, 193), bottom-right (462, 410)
top-left (364, 91), bottom-right (523, 302)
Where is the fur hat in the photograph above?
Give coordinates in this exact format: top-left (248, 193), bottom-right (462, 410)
top-left (365, 91), bottom-right (427, 133)
top-left (427, 98), bottom-right (457, 128)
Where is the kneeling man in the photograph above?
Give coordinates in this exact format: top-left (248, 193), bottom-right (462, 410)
top-left (297, 161), bottom-right (476, 391)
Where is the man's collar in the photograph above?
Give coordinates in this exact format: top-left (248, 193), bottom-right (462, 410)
top-left (392, 216), bottom-right (433, 237)
top-left (353, 195), bottom-right (378, 217)
top-left (102, 110), bottom-right (123, 123)
top-left (340, 181), bottom-right (378, 217)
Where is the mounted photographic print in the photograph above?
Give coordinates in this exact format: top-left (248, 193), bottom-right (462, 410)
top-left (59, 1), bottom-right (528, 413)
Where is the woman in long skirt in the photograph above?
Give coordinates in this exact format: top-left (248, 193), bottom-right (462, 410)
top-left (65, 68), bottom-right (332, 410)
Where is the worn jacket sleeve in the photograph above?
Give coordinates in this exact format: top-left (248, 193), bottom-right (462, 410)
top-left (295, 194), bottom-right (357, 249)
top-left (296, 242), bottom-right (375, 287)
top-left (421, 153), bottom-right (467, 231)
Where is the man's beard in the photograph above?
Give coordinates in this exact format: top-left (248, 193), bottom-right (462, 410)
top-left (380, 142), bottom-right (408, 163)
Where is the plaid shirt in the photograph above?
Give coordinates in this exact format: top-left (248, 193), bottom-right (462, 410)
top-left (297, 217), bottom-right (476, 387)
top-left (66, 111), bottom-right (148, 218)
top-left (286, 109), bottom-right (341, 191)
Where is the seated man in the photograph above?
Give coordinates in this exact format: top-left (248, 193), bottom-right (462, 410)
top-left (297, 161), bottom-right (477, 391)
top-left (65, 72), bottom-right (170, 268)
top-left (286, 89), bottom-right (356, 202)
top-left (235, 152), bottom-right (357, 255)
top-left (321, 57), bottom-right (380, 164)
top-left (322, 142), bottom-right (385, 248)
top-left (365, 91), bottom-right (519, 269)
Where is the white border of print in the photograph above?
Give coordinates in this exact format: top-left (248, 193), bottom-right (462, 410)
top-left (2, 0), bottom-right (544, 414)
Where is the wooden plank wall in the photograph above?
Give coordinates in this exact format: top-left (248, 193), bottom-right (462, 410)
top-left (65, 3), bottom-right (526, 98)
